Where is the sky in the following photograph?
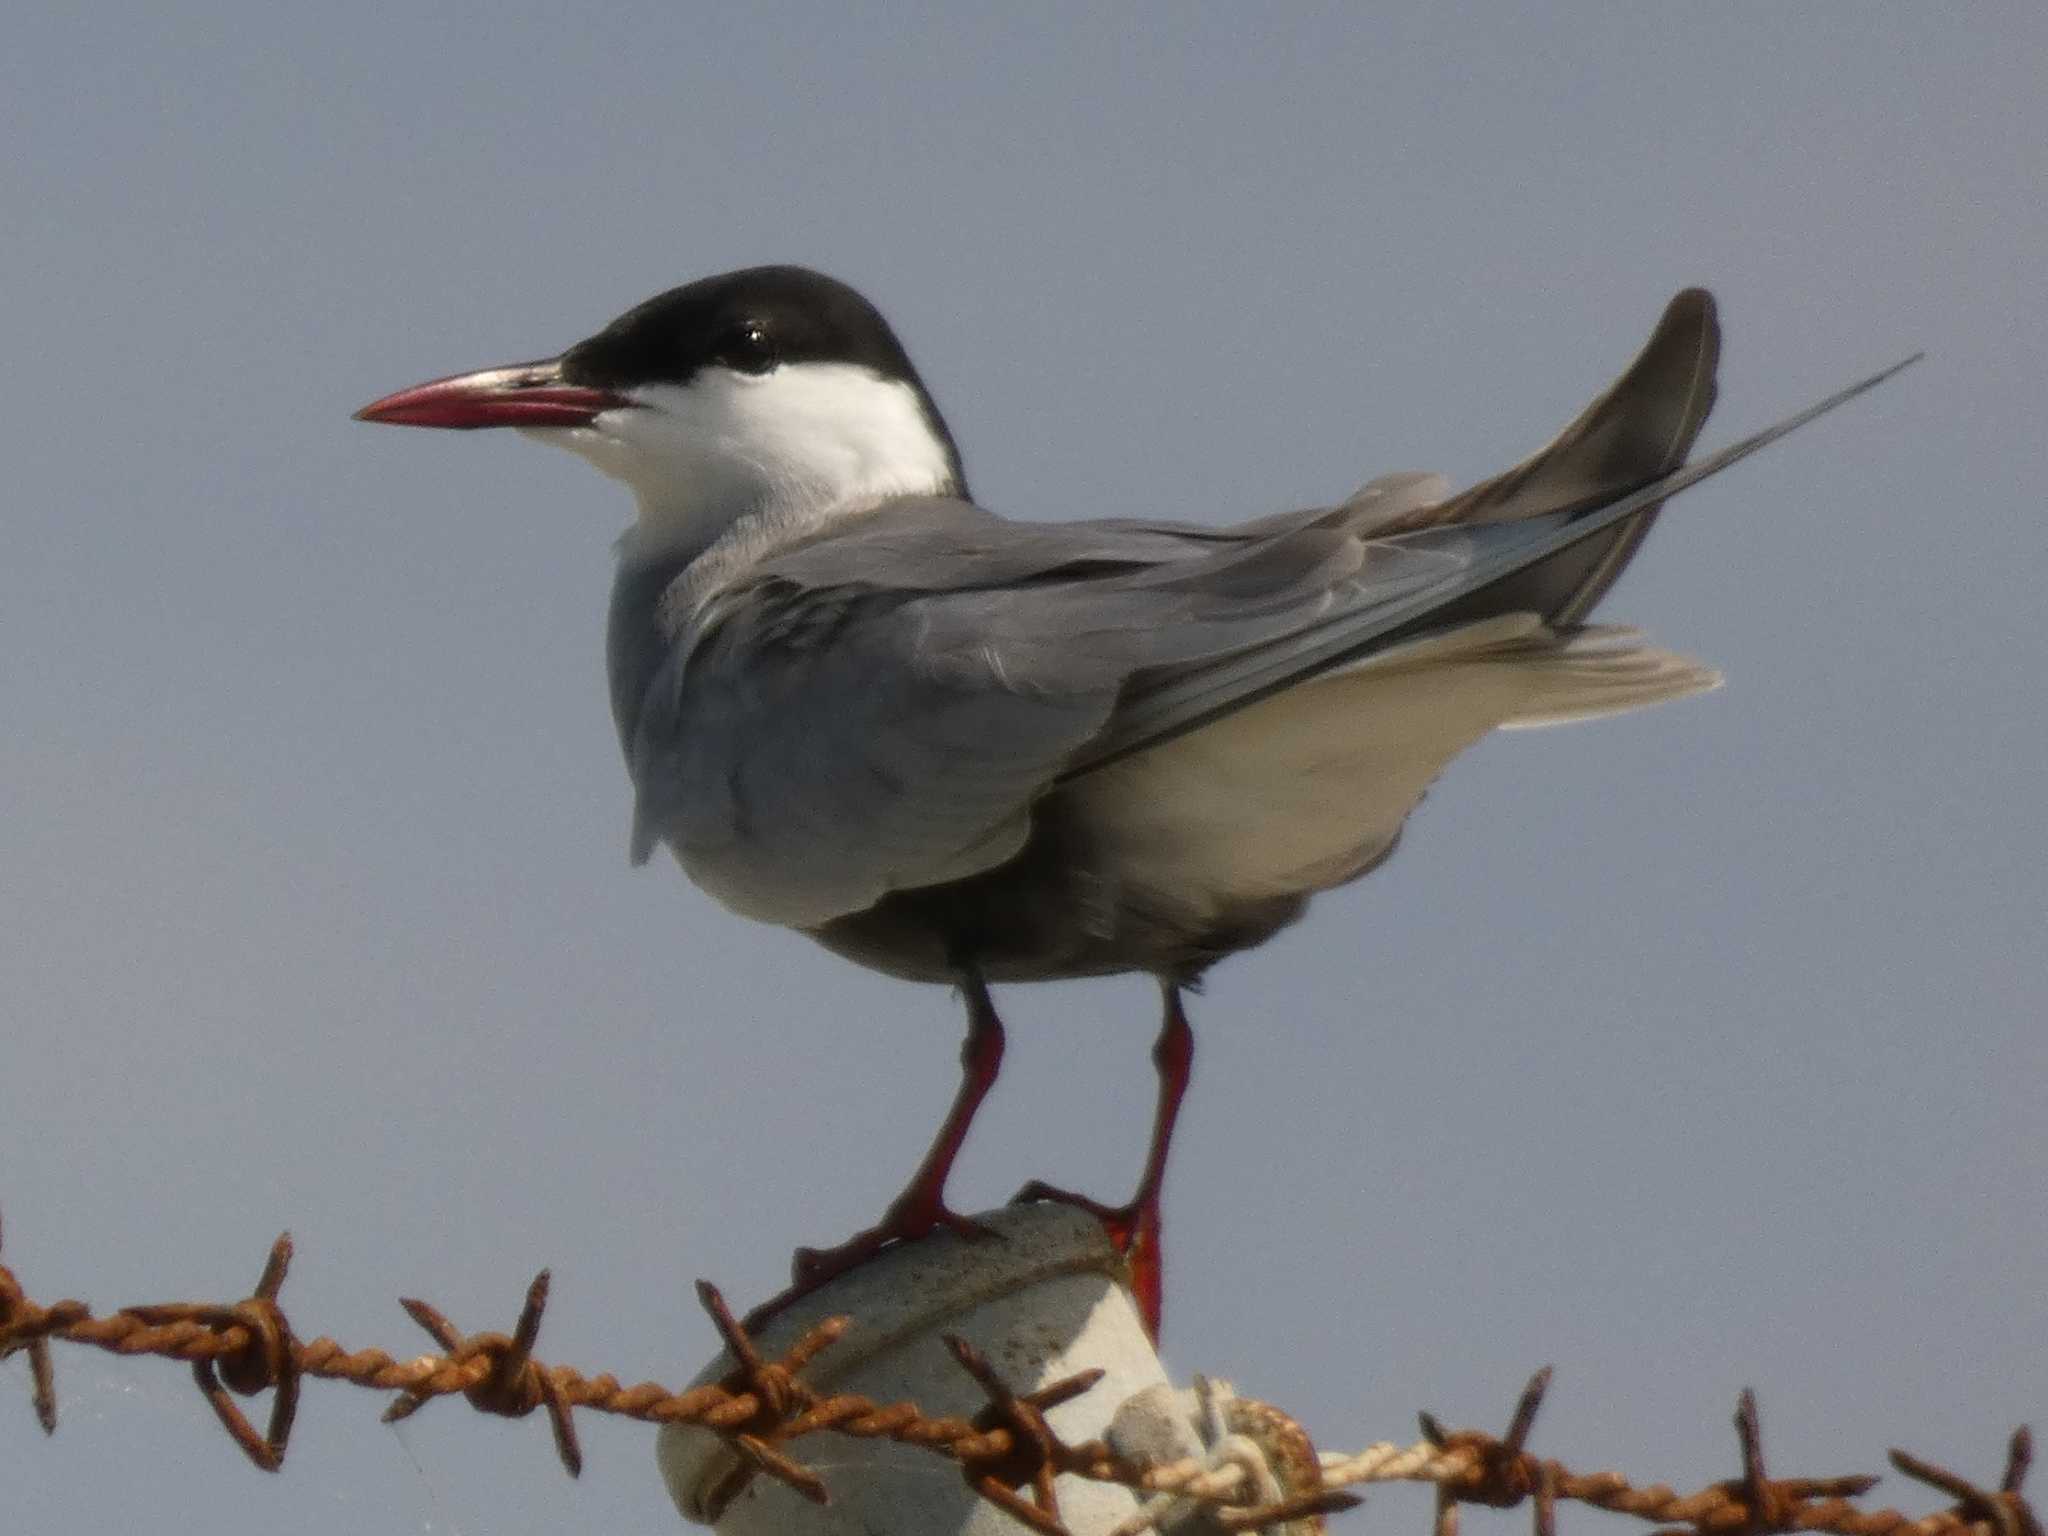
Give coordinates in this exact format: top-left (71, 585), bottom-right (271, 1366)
top-left (2, 5), bottom-right (2042, 1533)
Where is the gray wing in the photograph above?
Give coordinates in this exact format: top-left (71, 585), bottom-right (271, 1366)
top-left (631, 502), bottom-right (1439, 928)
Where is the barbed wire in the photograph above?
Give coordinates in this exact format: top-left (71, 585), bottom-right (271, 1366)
top-left (0, 1209), bottom-right (2033, 1536)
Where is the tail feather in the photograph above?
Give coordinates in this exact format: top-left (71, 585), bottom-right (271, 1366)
top-left (1354, 615), bottom-right (1721, 728)
top-left (1490, 626), bottom-right (1723, 727)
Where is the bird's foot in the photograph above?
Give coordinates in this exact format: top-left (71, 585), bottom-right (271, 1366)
top-left (792, 1196), bottom-right (999, 1284)
top-left (741, 1191), bottom-right (1000, 1333)
top-left (1011, 1180), bottom-right (1164, 1341)
top-left (1010, 1180), bottom-right (1142, 1247)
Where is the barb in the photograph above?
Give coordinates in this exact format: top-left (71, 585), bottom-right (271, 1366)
top-left (0, 1210), bottom-right (2033, 1536)
top-left (381, 1268), bottom-right (583, 1476)
top-left (690, 1280), bottom-right (842, 1512)
top-left (0, 1210), bottom-right (75, 1435)
top-left (123, 1231), bottom-right (302, 1470)
top-left (943, 1332), bottom-right (1109, 1536)
top-left (1890, 1430), bottom-right (2040, 1536)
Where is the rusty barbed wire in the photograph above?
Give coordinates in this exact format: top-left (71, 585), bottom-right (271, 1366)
top-left (0, 1211), bottom-right (2033, 1536)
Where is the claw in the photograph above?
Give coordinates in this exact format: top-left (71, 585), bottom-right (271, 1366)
top-left (1012, 1180), bottom-right (1163, 1342)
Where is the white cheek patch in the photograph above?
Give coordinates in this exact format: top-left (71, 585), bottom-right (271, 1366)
top-left (540, 363), bottom-right (955, 558)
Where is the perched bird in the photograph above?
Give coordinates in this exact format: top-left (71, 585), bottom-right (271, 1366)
top-left (356, 268), bottom-right (1910, 1334)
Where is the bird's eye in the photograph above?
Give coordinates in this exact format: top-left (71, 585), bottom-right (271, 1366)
top-left (720, 319), bottom-right (779, 374)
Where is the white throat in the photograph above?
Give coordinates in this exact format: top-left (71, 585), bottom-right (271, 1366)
top-left (532, 360), bottom-right (956, 562)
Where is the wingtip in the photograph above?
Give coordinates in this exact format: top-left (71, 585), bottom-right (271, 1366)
top-left (1667, 285), bottom-right (1717, 321)
top-left (1653, 287), bottom-right (1719, 353)
top-left (1826, 350), bottom-right (1916, 411)
top-left (1657, 290), bottom-right (1921, 399)
top-left (1635, 286), bottom-right (1721, 393)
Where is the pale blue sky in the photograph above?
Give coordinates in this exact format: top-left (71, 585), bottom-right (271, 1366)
top-left (3, 6), bottom-right (2041, 1533)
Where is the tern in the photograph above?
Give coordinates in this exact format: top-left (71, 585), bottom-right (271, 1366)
top-left (357, 267), bottom-right (1912, 1334)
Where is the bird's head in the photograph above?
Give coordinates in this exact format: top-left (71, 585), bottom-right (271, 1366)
top-left (354, 265), bottom-right (966, 559)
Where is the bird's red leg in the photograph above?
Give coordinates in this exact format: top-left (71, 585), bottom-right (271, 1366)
top-left (1013, 982), bottom-right (1194, 1341)
top-left (744, 970), bottom-right (1006, 1331)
